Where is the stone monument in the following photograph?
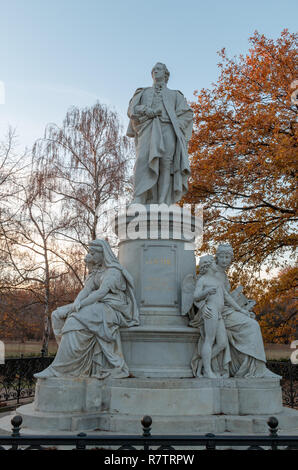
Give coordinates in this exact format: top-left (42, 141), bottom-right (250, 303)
top-left (127, 62), bottom-right (193, 205)
top-left (2, 63), bottom-right (297, 435)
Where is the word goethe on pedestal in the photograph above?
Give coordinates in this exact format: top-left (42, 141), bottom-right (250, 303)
top-left (102, 203), bottom-right (203, 251)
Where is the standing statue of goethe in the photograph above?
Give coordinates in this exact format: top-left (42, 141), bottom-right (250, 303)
top-left (127, 62), bottom-right (193, 205)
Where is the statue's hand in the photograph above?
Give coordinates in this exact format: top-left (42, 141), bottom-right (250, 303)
top-left (153, 107), bottom-right (162, 116)
top-left (134, 105), bottom-right (146, 115)
top-left (145, 107), bottom-right (155, 119)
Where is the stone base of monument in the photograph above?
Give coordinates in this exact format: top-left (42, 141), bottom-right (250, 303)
top-left (120, 323), bottom-right (198, 378)
top-left (1, 208), bottom-right (297, 439)
top-left (1, 375), bottom-right (297, 435)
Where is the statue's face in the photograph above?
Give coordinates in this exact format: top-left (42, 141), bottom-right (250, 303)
top-left (152, 63), bottom-right (166, 83)
top-left (200, 258), bottom-right (216, 274)
top-left (210, 259), bottom-right (218, 272)
top-left (85, 247), bottom-right (103, 266)
top-left (216, 252), bottom-right (232, 270)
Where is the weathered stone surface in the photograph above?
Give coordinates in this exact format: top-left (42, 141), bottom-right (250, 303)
top-left (34, 377), bottom-right (103, 413)
top-left (121, 325), bottom-right (199, 378)
top-left (116, 207), bottom-right (197, 313)
top-left (2, 376), bottom-right (291, 434)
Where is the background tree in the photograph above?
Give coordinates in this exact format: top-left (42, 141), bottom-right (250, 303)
top-left (33, 102), bottom-right (131, 247)
top-left (1, 172), bottom-right (82, 354)
top-left (187, 30), bottom-right (297, 280)
top-left (256, 266), bottom-right (297, 343)
top-left (226, 265), bottom-right (297, 344)
top-left (0, 102), bottom-right (131, 352)
top-left (0, 128), bottom-right (34, 342)
top-left (0, 127), bottom-right (29, 273)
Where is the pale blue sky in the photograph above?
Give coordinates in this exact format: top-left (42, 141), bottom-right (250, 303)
top-left (0, 0), bottom-right (297, 148)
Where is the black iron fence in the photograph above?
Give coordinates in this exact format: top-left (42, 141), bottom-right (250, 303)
top-left (0, 356), bottom-right (53, 405)
top-left (0, 356), bottom-right (297, 409)
top-left (0, 415), bottom-right (297, 451)
top-left (266, 360), bottom-right (298, 409)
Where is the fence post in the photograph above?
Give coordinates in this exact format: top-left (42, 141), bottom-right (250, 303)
top-left (205, 433), bottom-right (216, 450)
top-left (11, 415), bottom-right (22, 450)
top-left (16, 354), bottom-right (24, 404)
top-left (268, 416), bottom-right (279, 451)
top-left (141, 415), bottom-right (152, 451)
top-left (288, 360), bottom-right (294, 408)
top-left (76, 432), bottom-right (87, 450)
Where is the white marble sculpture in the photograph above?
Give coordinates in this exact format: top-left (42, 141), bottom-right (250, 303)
top-left (127, 62), bottom-right (193, 204)
top-left (35, 239), bottom-right (139, 380)
top-left (214, 244), bottom-right (276, 378)
top-left (188, 244), bottom-right (278, 379)
top-left (190, 255), bottom-right (249, 378)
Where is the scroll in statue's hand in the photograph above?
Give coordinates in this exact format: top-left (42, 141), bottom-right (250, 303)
top-left (145, 107), bottom-right (156, 119)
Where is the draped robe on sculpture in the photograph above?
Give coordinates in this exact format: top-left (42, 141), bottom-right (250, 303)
top-left (39, 241), bottom-right (139, 379)
top-left (217, 271), bottom-right (268, 378)
top-left (127, 86), bottom-right (193, 203)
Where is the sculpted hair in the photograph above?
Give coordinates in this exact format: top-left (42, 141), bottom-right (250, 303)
top-left (199, 255), bottom-right (214, 275)
top-left (215, 243), bottom-right (234, 261)
top-left (151, 62), bottom-right (170, 83)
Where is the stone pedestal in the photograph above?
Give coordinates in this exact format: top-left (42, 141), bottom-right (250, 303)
top-left (34, 376), bottom-right (102, 413)
top-left (1, 206), bottom-right (297, 437)
top-left (13, 377), bottom-right (104, 431)
top-left (121, 325), bottom-right (198, 377)
top-left (116, 205), bottom-right (197, 312)
top-left (3, 376), bottom-right (297, 435)
top-left (116, 205), bottom-right (198, 378)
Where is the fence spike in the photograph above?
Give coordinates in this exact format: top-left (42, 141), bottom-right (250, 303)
top-left (11, 415), bottom-right (22, 437)
top-left (268, 416), bottom-right (279, 450)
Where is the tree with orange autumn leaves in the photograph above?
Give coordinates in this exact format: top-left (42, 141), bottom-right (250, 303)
top-left (186, 30), bottom-right (297, 343)
top-left (256, 266), bottom-right (297, 344)
top-left (187, 30), bottom-right (297, 268)
top-left (227, 266), bottom-right (297, 344)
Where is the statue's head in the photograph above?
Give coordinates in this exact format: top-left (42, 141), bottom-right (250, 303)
top-left (215, 244), bottom-right (234, 270)
top-left (151, 62), bottom-right (170, 84)
top-left (199, 254), bottom-right (217, 275)
top-left (85, 239), bottom-right (105, 268)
